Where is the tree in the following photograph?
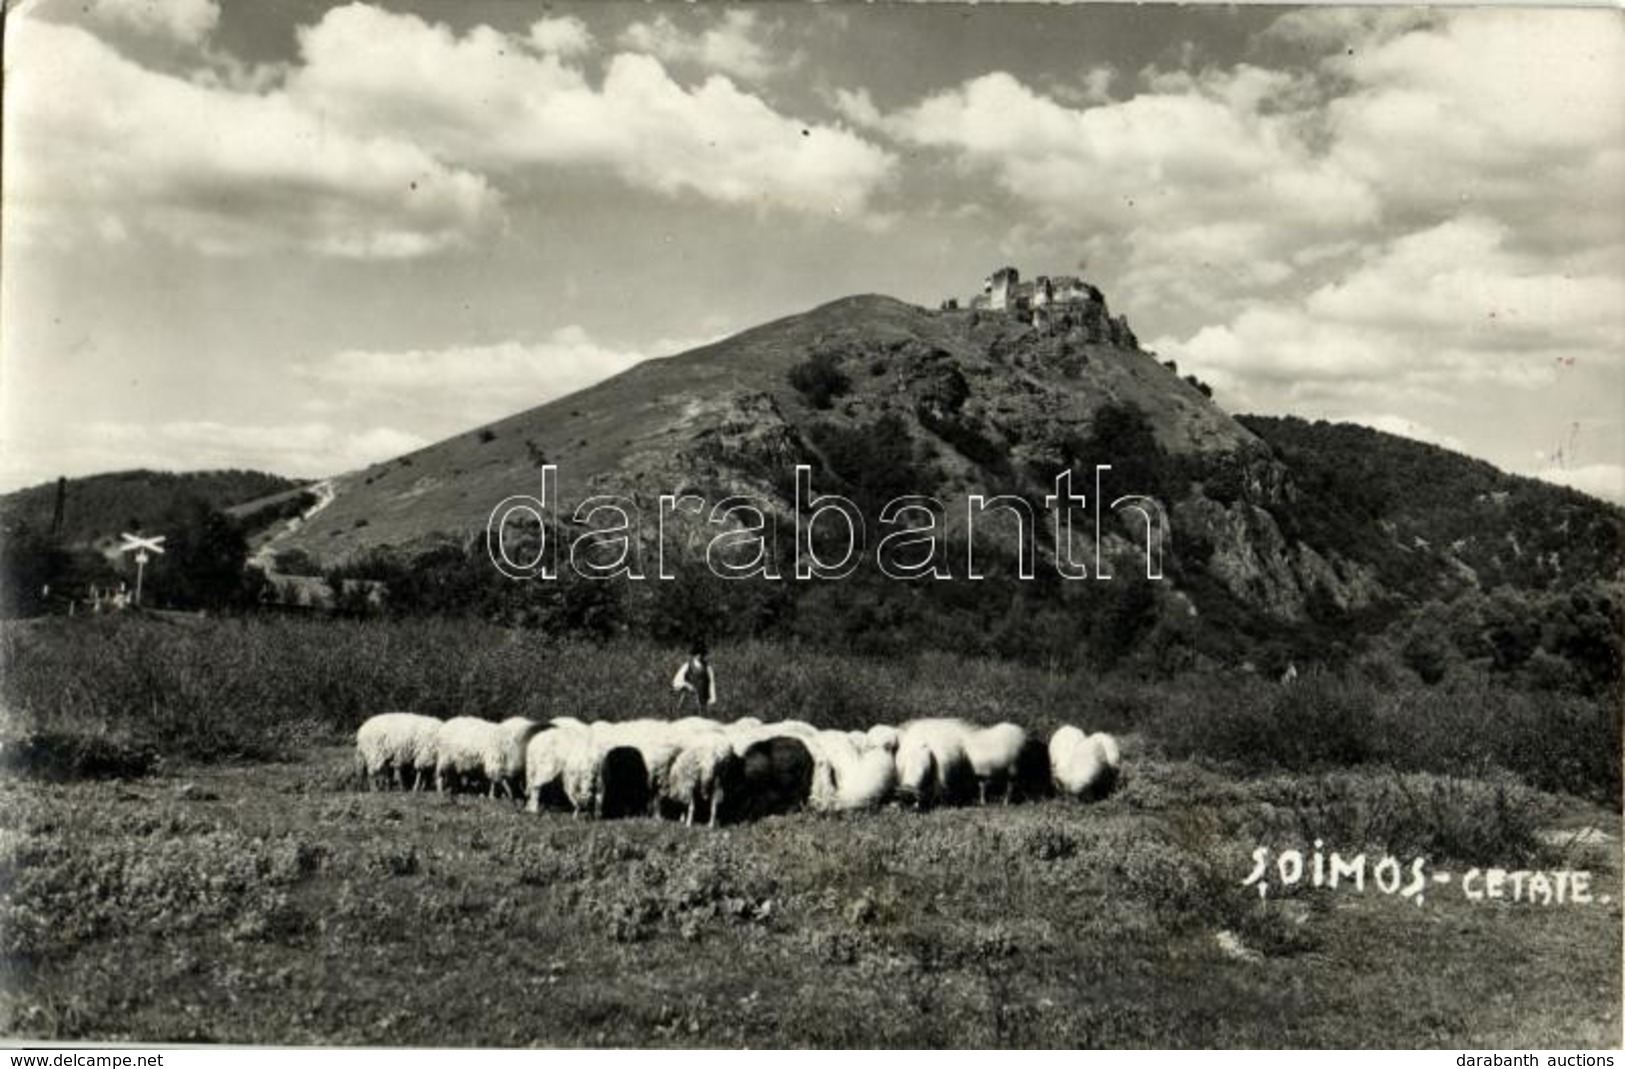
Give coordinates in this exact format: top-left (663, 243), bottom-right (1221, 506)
top-left (0, 519), bottom-right (67, 617)
top-left (1089, 576), bottom-right (1159, 670)
top-left (150, 501), bottom-right (252, 610)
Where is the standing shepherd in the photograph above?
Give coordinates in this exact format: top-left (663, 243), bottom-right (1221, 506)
top-left (672, 642), bottom-right (718, 712)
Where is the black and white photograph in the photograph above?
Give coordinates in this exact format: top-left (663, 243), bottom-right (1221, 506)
top-left (0, 0), bottom-right (1621, 1050)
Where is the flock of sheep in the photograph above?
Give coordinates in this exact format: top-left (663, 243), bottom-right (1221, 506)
top-left (354, 712), bottom-right (1122, 825)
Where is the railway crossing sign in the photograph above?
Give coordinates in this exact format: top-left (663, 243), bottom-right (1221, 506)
top-left (118, 532), bottom-right (165, 606)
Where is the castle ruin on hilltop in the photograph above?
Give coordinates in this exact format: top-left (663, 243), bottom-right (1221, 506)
top-left (964, 266), bottom-right (1139, 349)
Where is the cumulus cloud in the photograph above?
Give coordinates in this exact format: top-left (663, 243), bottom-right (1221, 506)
top-left (1338, 414), bottom-right (1465, 453)
top-left (0, 322), bottom-right (710, 489)
top-left (842, 68), bottom-right (1373, 234)
top-left (1323, 10), bottom-right (1625, 249)
top-left (18, 421), bottom-right (429, 484)
top-left (1526, 463), bottom-right (1625, 504)
top-left (619, 10), bottom-right (778, 81)
top-left (84, 0), bottom-right (219, 46)
top-left (1302, 218), bottom-right (1622, 349)
top-left (298, 327), bottom-right (714, 437)
top-left (1156, 215), bottom-right (1623, 410)
top-left (7, 3), bottom-right (893, 263)
top-left (6, 19), bottom-right (499, 258)
top-left (527, 16), bottom-right (593, 58)
top-left (838, 65), bottom-right (1377, 315)
top-left (285, 5), bottom-right (892, 216)
top-left (1260, 7), bottom-right (1436, 51)
top-left (841, 8), bottom-right (1622, 334)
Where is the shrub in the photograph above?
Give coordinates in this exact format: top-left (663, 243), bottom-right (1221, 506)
top-left (787, 351), bottom-right (850, 410)
top-left (0, 729), bottom-right (157, 781)
top-left (1150, 670), bottom-right (1376, 773)
top-left (1146, 670), bottom-right (1619, 808)
top-left (1251, 771), bottom-right (1557, 867)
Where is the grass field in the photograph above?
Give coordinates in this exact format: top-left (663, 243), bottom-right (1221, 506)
top-left (0, 616), bottom-right (1620, 1047)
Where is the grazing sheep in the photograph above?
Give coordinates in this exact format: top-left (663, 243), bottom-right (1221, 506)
top-left (434, 717), bottom-right (503, 795)
top-left (962, 722), bottom-right (1030, 805)
top-left (1088, 732), bottom-right (1122, 797)
top-left (595, 719), bottom-right (684, 816)
top-left (486, 717), bottom-right (544, 801)
top-left (807, 730), bottom-right (858, 812)
top-left (724, 736), bottom-right (813, 823)
top-left (1050, 726), bottom-right (1122, 800)
top-left (865, 724), bottom-right (901, 755)
top-left (809, 731), bottom-right (897, 813)
top-left (354, 712), bottom-right (442, 791)
top-left (672, 716), bottom-right (724, 735)
top-left (664, 734), bottom-right (743, 827)
top-left (897, 719), bottom-right (975, 807)
top-left (894, 737), bottom-right (938, 810)
top-left (561, 730), bottom-right (604, 818)
top-left (842, 749), bottom-right (900, 810)
top-left (525, 724), bottom-right (587, 813)
top-left (598, 746), bottom-right (651, 818)
top-left (722, 719), bottom-right (778, 757)
top-left (1013, 736), bottom-right (1054, 802)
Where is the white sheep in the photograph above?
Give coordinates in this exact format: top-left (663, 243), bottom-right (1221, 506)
top-left (897, 719), bottom-right (974, 807)
top-left (561, 728), bottom-right (605, 818)
top-left (663, 734), bottom-right (741, 827)
top-left (434, 716), bottom-right (502, 795)
top-left (865, 724), bottom-right (901, 754)
top-left (354, 712), bottom-right (442, 791)
top-left (894, 736), bottom-right (938, 810)
top-left (725, 718), bottom-right (819, 758)
top-left (962, 722), bottom-right (1030, 805)
top-left (844, 748), bottom-right (900, 810)
top-left (672, 716), bottom-right (724, 735)
top-left (809, 730), bottom-right (896, 812)
top-left (1089, 732), bottom-right (1122, 795)
top-left (1050, 726), bottom-right (1122, 800)
top-left (807, 730), bottom-right (857, 812)
top-left (722, 719), bottom-right (775, 757)
top-left (524, 723), bottom-right (589, 813)
top-left (485, 717), bottom-right (544, 801)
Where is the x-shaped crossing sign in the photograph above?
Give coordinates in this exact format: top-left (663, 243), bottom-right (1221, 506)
top-left (119, 532), bottom-right (166, 605)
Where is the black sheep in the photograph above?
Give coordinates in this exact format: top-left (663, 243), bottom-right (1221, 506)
top-left (597, 745), bottom-right (651, 819)
top-left (722, 736), bottom-right (814, 823)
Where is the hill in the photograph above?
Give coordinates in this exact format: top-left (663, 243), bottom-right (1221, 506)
top-left (0, 469), bottom-right (303, 552)
top-left (1239, 416), bottom-right (1623, 595)
top-left (270, 293), bottom-right (1256, 558)
top-left (17, 289), bottom-right (1618, 684)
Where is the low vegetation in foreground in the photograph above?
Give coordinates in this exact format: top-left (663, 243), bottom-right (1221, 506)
top-left (0, 616), bottom-right (1618, 1046)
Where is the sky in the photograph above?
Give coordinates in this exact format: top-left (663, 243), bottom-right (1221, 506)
top-left (3, 0), bottom-right (1622, 502)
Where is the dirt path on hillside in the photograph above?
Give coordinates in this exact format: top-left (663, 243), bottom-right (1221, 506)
top-left (247, 479), bottom-right (336, 570)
